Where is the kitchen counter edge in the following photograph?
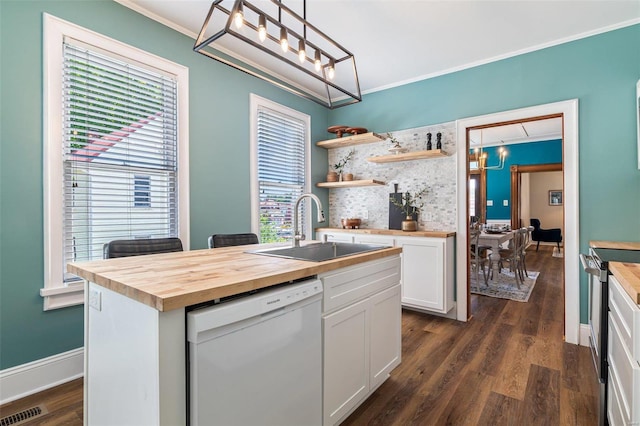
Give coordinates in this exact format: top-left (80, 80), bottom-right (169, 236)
top-left (67, 243), bottom-right (402, 312)
top-left (316, 227), bottom-right (456, 238)
top-left (609, 262), bottom-right (640, 304)
top-left (589, 240), bottom-right (640, 250)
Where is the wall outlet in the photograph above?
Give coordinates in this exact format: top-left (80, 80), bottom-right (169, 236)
top-left (89, 288), bottom-right (101, 311)
top-left (503, 200), bottom-right (509, 206)
top-left (362, 210), bottom-right (369, 219)
top-left (487, 200), bottom-right (493, 206)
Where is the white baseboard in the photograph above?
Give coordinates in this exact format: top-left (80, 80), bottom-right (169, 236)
top-left (0, 347), bottom-right (84, 405)
top-left (579, 323), bottom-right (591, 347)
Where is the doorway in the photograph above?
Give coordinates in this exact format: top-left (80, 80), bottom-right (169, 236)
top-left (455, 99), bottom-right (580, 345)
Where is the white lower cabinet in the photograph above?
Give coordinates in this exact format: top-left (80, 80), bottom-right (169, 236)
top-left (317, 230), bottom-right (454, 315)
top-left (320, 256), bottom-right (401, 426)
top-left (397, 236), bottom-right (454, 314)
top-left (607, 275), bottom-right (640, 426)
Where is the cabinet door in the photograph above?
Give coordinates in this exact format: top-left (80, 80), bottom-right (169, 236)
top-left (323, 298), bottom-right (369, 426)
top-left (353, 234), bottom-right (395, 247)
top-left (397, 237), bottom-right (446, 312)
top-left (370, 284), bottom-right (401, 390)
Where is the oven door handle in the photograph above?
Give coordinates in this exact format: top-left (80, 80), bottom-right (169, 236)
top-left (579, 253), bottom-right (601, 277)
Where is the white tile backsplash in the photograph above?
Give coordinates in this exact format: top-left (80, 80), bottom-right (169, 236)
top-left (326, 122), bottom-right (457, 231)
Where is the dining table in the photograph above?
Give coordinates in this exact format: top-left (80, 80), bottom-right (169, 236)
top-left (478, 229), bottom-right (515, 279)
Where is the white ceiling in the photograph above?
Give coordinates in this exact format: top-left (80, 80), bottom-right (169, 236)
top-left (116, 0), bottom-right (637, 141)
top-left (118, 0), bottom-right (640, 95)
top-left (469, 117), bottom-right (563, 147)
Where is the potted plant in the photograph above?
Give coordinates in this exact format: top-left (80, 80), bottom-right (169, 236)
top-left (389, 187), bottom-right (427, 231)
top-left (332, 148), bottom-right (355, 181)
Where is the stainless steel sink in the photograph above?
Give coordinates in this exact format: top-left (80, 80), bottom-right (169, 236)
top-left (248, 242), bottom-right (390, 262)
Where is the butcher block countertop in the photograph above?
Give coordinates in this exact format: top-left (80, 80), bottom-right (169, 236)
top-left (589, 241), bottom-right (640, 250)
top-left (316, 227), bottom-right (456, 238)
top-left (67, 242), bottom-right (402, 312)
top-left (609, 262), bottom-right (640, 304)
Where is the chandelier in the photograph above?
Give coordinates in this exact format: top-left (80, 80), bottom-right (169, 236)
top-left (471, 129), bottom-right (507, 170)
top-left (194, 0), bottom-right (361, 109)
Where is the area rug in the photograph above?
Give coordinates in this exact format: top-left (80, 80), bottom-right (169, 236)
top-left (470, 268), bottom-right (539, 302)
top-left (552, 247), bottom-right (564, 258)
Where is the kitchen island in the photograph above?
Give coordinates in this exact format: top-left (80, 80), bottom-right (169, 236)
top-left (68, 241), bottom-right (402, 425)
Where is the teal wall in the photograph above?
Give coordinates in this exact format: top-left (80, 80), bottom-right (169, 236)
top-left (1, 0), bottom-right (638, 370)
top-left (0, 0), bottom-right (329, 369)
top-left (329, 24), bottom-right (640, 324)
top-left (482, 140), bottom-right (563, 220)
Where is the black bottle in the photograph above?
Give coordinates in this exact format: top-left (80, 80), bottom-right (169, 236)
top-left (436, 132), bottom-right (442, 150)
top-left (426, 133), bottom-right (432, 150)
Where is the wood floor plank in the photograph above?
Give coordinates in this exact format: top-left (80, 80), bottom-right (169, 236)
top-left (518, 364), bottom-right (561, 424)
top-left (562, 342), bottom-right (599, 396)
top-left (491, 332), bottom-right (535, 400)
top-left (560, 386), bottom-right (598, 426)
top-left (477, 391), bottom-right (521, 425)
top-left (434, 369), bottom-right (496, 425)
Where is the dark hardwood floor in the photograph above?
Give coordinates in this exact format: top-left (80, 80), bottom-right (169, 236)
top-left (0, 246), bottom-right (597, 425)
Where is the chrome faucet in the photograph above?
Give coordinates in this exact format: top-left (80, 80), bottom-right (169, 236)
top-left (293, 193), bottom-right (325, 247)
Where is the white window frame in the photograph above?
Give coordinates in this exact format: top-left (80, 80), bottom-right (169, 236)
top-left (249, 94), bottom-right (311, 241)
top-left (42, 14), bottom-right (190, 310)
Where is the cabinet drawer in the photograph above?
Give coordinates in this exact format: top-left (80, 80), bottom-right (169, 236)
top-left (320, 256), bottom-right (400, 314)
top-left (609, 275), bottom-right (640, 364)
top-left (608, 312), bottom-right (640, 424)
top-left (608, 366), bottom-right (628, 426)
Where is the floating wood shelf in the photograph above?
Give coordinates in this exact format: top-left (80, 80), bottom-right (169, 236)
top-left (316, 179), bottom-right (385, 188)
top-left (316, 132), bottom-right (386, 149)
top-left (367, 149), bottom-right (448, 163)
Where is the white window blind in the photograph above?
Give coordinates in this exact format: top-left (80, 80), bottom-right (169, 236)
top-left (256, 106), bottom-right (307, 243)
top-left (62, 42), bottom-right (178, 282)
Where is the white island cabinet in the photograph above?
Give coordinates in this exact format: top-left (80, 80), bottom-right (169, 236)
top-left (320, 255), bottom-right (401, 426)
top-left (316, 229), bottom-right (455, 315)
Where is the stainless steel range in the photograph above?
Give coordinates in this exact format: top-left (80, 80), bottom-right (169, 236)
top-left (580, 246), bottom-right (640, 426)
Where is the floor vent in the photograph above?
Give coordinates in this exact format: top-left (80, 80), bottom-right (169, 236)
top-left (0, 404), bottom-right (48, 426)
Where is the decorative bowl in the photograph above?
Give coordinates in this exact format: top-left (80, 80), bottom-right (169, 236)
top-left (341, 218), bottom-right (361, 229)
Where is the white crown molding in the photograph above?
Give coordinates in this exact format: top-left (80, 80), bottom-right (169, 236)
top-left (363, 17), bottom-right (640, 96)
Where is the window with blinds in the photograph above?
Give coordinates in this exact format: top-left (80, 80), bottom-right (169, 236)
top-left (62, 42), bottom-right (178, 282)
top-left (255, 104), bottom-right (308, 243)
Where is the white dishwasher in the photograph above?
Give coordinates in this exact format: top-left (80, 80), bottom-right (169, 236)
top-left (187, 278), bottom-right (323, 426)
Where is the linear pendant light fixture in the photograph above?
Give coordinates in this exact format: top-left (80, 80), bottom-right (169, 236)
top-left (471, 129), bottom-right (507, 170)
top-left (194, 0), bottom-right (361, 109)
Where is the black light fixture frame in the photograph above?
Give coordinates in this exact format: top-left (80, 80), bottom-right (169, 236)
top-left (194, 0), bottom-right (362, 109)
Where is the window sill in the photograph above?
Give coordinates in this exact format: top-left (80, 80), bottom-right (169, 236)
top-left (40, 284), bottom-right (84, 310)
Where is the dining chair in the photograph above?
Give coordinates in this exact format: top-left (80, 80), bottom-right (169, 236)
top-left (208, 233), bottom-right (259, 248)
top-left (469, 228), bottom-right (489, 287)
top-left (495, 228), bottom-right (528, 288)
top-left (103, 237), bottom-right (184, 259)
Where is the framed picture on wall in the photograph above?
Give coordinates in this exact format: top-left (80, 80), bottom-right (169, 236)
top-left (549, 190), bottom-right (563, 206)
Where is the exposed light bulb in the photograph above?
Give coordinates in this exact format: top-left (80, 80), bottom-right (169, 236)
top-left (328, 59), bottom-right (335, 80)
top-left (233, 3), bottom-right (244, 29)
top-left (258, 15), bottom-right (267, 42)
top-left (314, 49), bottom-right (321, 72)
top-left (298, 40), bottom-right (306, 63)
top-left (280, 27), bottom-right (288, 52)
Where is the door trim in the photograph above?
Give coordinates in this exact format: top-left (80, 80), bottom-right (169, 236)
top-left (455, 99), bottom-right (580, 345)
top-left (510, 163), bottom-right (563, 227)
